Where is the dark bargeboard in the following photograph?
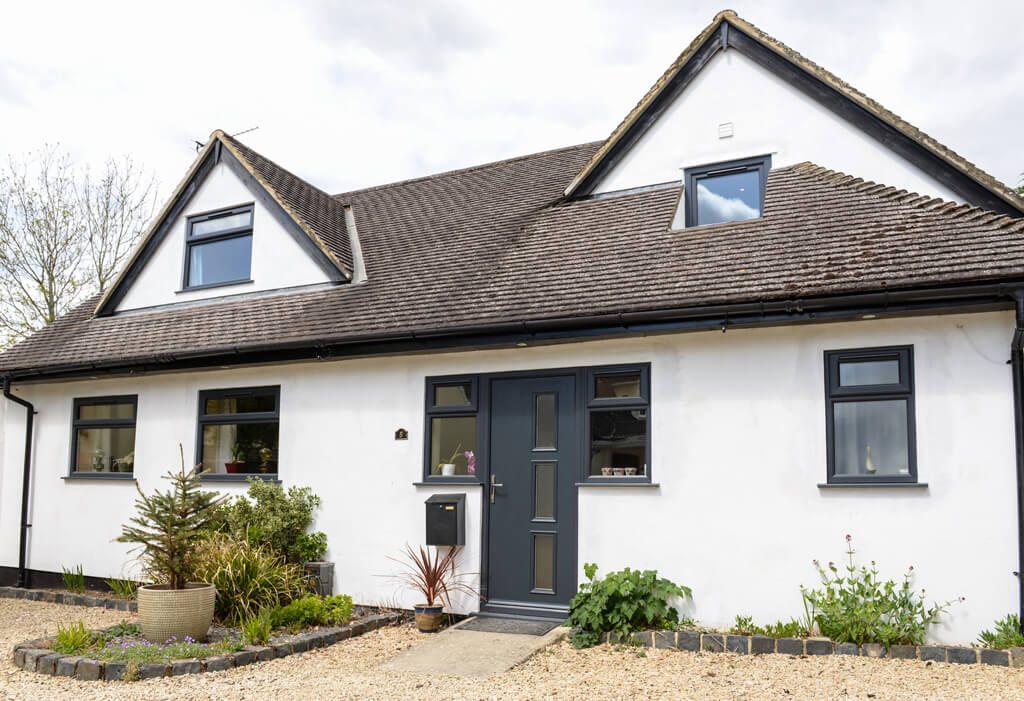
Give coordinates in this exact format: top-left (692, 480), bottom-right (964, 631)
top-left (457, 617), bottom-right (561, 636)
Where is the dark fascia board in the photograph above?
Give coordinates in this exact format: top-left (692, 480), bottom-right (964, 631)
top-left (572, 21), bottom-right (1024, 217)
top-left (96, 142), bottom-right (346, 316)
top-left (6, 281), bottom-right (1022, 383)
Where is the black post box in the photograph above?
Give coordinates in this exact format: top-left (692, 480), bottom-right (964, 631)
top-left (425, 493), bottom-right (465, 546)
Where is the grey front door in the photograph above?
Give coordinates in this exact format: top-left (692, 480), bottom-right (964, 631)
top-left (485, 375), bottom-right (577, 618)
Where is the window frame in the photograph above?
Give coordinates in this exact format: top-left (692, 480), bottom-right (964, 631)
top-left (182, 203), bottom-right (255, 291)
top-left (683, 154), bottom-right (771, 228)
top-left (195, 385), bottom-right (281, 481)
top-left (69, 395), bottom-right (138, 478)
top-left (423, 376), bottom-right (482, 483)
top-left (823, 345), bottom-right (917, 485)
top-left (583, 364), bottom-right (652, 485)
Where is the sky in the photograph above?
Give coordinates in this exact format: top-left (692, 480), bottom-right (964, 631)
top-left (0, 0), bottom-right (1021, 200)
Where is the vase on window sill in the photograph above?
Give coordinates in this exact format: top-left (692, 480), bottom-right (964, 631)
top-left (440, 463), bottom-right (456, 476)
top-left (224, 462), bottom-right (245, 474)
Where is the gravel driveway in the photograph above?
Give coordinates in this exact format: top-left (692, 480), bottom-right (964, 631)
top-left (4, 599), bottom-right (1024, 700)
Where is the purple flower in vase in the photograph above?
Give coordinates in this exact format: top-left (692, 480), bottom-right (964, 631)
top-left (464, 451), bottom-right (476, 475)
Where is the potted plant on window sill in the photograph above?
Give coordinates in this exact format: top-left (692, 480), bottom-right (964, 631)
top-left (391, 544), bottom-right (477, 633)
top-left (224, 442), bottom-right (247, 474)
top-left (118, 446), bottom-right (225, 642)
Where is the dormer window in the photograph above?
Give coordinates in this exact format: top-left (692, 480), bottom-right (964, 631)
top-left (184, 204), bottom-right (254, 289)
top-left (683, 155), bottom-right (770, 227)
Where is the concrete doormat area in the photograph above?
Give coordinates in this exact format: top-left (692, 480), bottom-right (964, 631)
top-left (382, 618), bottom-right (568, 678)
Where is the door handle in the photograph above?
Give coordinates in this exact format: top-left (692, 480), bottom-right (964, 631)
top-left (490, 474), bottom-right (504, 504)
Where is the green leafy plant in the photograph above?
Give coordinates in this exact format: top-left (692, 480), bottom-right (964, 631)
top-left (105, 577), bottom-right (139, 600)
top-left (62, 564), bottom-right (85, 593)
top-left (241, 610), bottom-right (273, 645)
top-left (977, 614), bottom-right (1024, 650)
top-left (214, 480), bottom-right (327, 563)
top-left (117, 446), bottom-right (226, 589)
top-left (189, 533), bottom-right (310, 625)
top-left (270, 594), bottom-right (355, 630)
top-left (92, 635), bottom-right (243, 663)
top-left (731, 614), bottom-right (809, 638)
top-left (52, 620), bottom-right (94, 654)
top-left (103, 621), bottom-right (141, 639)
top-left (800, 535), bottom-right (956, 646)
top-left (568, 563), bottom-right (692, 648)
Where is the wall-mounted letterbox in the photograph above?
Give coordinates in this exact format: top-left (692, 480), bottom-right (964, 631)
top-left (425, 493), bottom-right (465, 546)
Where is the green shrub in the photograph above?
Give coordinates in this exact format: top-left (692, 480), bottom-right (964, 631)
top-left (731, 615), bottom-right (809, 638)
top-left (103, 621), bottom-right (141, 639)
top-left (53, 620), bottom-right (94, 654)
top-left (62, 564), bottom-right (85, 593)
top-left (214, 480), bottom-right (328, 563)
top-left (105, 577), bottom-right (139, 600)
top-left (977, 614), bottom-right (1024, 649)
top-left (271, 594), bottom-right (354, 629)
top-left (800, 536), bottom-right (954, 646)
top-left (568, 563), bottom-right (692, 648)
top-left (190, 534), bottom-right (310, 625)
top-left (241, 611), bottom-right (273, 645)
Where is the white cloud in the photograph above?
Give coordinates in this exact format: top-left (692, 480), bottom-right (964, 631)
top-left (696, 183), bottom-right (760, 224)
top-left (0, 0), bottom-right (1019, 200)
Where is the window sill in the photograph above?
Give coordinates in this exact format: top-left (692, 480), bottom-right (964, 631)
top-left (413, 480), bottom-right (483, 487)
top-left (63, 473), bottom-right (136, 482)
top-left (177, 279), bottom-right (254, 294)
top-left (576, 481), bottom-right (659, 488)
top-left (201, 474), bottom-right (280, 483)
top-left (817, 482), bottom-right (928, 489)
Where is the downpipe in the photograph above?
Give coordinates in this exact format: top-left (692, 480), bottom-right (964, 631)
top-left (2, 375), bottom-right (35, 588)
top-left (1010, 293), bottom-right (1024, 633)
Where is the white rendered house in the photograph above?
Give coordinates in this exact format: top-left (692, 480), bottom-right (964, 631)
top-left (2, 11), bottom-right (1024, 643)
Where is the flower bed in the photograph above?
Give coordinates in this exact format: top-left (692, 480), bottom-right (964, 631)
top-left (12, 608), bottom-right (402, 681)
top-left (608, 629), bottom-right (1024, 667)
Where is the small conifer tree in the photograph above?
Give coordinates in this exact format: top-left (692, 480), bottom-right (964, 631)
top-left (117, 446), bottom-right (225, 589)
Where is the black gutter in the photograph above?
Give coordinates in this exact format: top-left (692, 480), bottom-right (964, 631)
top-left (2, 375), bottom-right (35, 588)
top-left (3, 280), bottom-right (1021, 382)
top-left (1010, 293), bottom-right (1024, 633)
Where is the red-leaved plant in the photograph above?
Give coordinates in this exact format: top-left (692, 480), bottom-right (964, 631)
top-left (389, 544), bottom-right (478, 608)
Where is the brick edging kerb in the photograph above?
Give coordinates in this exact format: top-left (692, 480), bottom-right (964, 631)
top-left (12, 611), bottom-right (403, 681)
top-left (0, 586), bottom-right (136, 612)
top-left (607, 630), bottom-right (1024, 668)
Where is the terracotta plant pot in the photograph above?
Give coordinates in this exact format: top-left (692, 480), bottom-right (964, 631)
top-left (224, 462), bottom-right (243, 474)
top-left (137, 582), bottom-right (216, 643)
top-left (413, 603), bottom-right (445, 633)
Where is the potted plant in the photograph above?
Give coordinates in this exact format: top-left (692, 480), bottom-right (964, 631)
top-left (225, 442), bottom-right (247, 473)
top-left (391, 544), bottom-right (477, 633)
top-left (117, 446), bottom-right (225, 642)
top-left (437, 443), bottom-right (462, 476)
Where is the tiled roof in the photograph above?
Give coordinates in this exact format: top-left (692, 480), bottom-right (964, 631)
top-left (3, 141), bottom-right (1024, 377)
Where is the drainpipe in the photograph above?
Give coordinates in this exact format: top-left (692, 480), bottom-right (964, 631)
top-left (2, 375), bottom-right (34, 588)
top-left (1011, 293), bottom-right (1024, 633)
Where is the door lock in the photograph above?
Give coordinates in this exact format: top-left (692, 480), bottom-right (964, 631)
top-left (490, 473), bottom-right (504, 504)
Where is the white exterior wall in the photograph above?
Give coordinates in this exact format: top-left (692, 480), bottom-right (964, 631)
top-left (0, 311), bottom-right (1016, 642)
top-left (115, 161), bottom-right (333, 313)
top-left (593, 49), bottom-right (962, 205)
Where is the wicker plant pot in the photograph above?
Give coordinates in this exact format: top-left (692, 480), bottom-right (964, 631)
top-left (137, 583), bottom-right (216, 643)
top-left (414, 604), bottom-right (445, 633)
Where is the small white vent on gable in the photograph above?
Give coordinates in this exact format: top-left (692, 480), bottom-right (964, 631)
top-left (718, 122), bottom-right (734, 139)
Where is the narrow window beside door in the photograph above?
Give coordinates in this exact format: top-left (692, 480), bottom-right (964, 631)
top-left (586, 366), bottom-right (651, 483)
top-left (423, 376), bottom-right (480, 481)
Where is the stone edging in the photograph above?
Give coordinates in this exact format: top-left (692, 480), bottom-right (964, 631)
top-left (12, 611), bottom-right (403, 681)
top-left (611, 630), bottom-right (1024, 668)
top-left (0, 586), bottom-right (136, 612)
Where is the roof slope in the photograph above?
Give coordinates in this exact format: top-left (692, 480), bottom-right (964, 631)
top-left (566, 10), bottom-right (1024, 215)
top-left (3, 142), bottom-right (1024, 377)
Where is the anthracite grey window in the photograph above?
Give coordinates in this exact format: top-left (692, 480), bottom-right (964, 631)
top-left (196, 386), bottom-right (280, 477)
top-left (684, 155), bottom-right (770, 227)
top-left (184, 204), bottom-right (254, 289)
top-left (71, 396), bottom-right (137, 475)
top-left (824, 346), bottom-right (916, 484)
top-left (424, 376), bottom-right (480, 481)
top-left (586, 366), bottom-right (651, 483)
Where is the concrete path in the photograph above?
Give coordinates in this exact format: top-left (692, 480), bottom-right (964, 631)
top-left (382, 620), bottom-right (569, 678)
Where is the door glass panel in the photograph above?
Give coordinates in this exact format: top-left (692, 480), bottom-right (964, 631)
top-left (429, 416), bottom-right (476, 476)
top-left (839, 360), bottom-right (900, 386)
top-left (534, 462), bottom-right (555, 520)
top-left (433, 382), bottom-right (472, 407)
top-left (594, 373), bottom-right (641, 399)
top-left (833, 400), bottom-right (909, 477)
top-left (534, 393), bottom-right (556, 449)
top-left (589, 408), bottom-right (647, 476)
top-left (533, 533), bottom-right (554, 591)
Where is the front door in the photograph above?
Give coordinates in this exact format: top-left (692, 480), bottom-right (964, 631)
top-left (485, 375), bottom-right (577, 618)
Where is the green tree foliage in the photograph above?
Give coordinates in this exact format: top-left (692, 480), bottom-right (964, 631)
top-left (117, 447), bottom-right (225, 589)
top-left (214, 479), bottom-right (328, 563)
